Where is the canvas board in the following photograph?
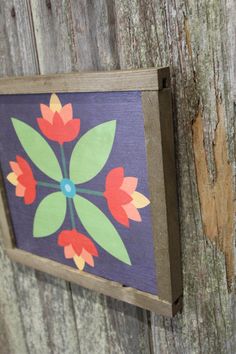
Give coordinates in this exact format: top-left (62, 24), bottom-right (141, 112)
top-left (0, 68), bottom-right (182, 316)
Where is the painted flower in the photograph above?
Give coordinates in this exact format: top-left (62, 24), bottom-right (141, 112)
top-left (58, 229), bottom-right (98, 270)
top-left (7, 93), bottom-right (152, 269)
top-left (104, 167), bottom-right (150, 227)
top-left (7, 155), bottom-right (37, 204)
top-left (37, 93), bottom-right (81, 144)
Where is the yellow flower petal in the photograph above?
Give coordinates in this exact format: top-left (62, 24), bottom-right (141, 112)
top-left (49, 93), bottom-right (62, 112)
top-left (73, 255), bottom-right (85, 270)
top-left (132, 191), bottom-right (150, 209)
top-left (7, 172), bottom-right (18, 186)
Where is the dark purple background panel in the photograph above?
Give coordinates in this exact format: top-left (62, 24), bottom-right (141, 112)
top-left (0, 91), bottom-right (158, 295)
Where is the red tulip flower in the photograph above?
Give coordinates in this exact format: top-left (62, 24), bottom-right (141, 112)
top-left (104, 167), bottom-right (150, 227)
top-left (37, 93), bottom-right (81, 145)
top-left (58, 229), bottom-right (98, 270)
top-left (7, 155), bottom-right (37, 204)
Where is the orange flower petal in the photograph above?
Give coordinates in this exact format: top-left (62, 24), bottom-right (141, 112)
top-left (121, 177), bottom-right (138, 194)
top-left (40, 104), bottom-right (54, 123)
top-left (123, 203), bottom-right (142, 222)
top-left (15, 183), bottom-right (25, 197)
top-left (64, 244), bottom-right (75, 259)
top-left (73, 255), bottom-right (85, 270)
top-left (59, 103), bottom-right (73, 124)
top-left (81, 249), bottom-right (94, 267)
top-left (9, 161), bottom-right (22, 176)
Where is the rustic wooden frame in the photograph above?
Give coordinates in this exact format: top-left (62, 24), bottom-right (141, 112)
top-left (0, 67), bottom-right (182, 317)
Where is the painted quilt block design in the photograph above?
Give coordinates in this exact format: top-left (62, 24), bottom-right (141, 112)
top-left (0, 91), bottom-right (158, 294)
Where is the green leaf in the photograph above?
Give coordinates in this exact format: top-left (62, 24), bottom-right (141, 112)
top-left (73, 195), bottom-right (131, 265)
top-left (33, 192), bottom-right (66, 237)
top-left (12, 118), bottom-right (62, 181)
top-left (70, 120), bottom-right (116, 184)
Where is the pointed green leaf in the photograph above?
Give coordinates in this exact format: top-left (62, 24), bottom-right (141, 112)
top-left (73, 195), bottom-right (131, 265)
top-left (12, 118), bottom-right (62, 181)
top-left (33, 192), bottom-right (66, 237)
top-left (70, 121), bottom-right (116, 184)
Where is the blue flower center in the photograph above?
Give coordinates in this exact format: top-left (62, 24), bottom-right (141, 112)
top-left (60, 178), bottom-right (76, 198)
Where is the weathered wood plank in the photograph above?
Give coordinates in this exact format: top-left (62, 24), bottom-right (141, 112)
top-left (71, 287), bottom-right (152, 354)
top-left (114, 0), bottom-right (235, 353)
top-left (6, 248), bottom-right (180, 316)
top-left (29, 0), bottom-right (74, 73)
top-left (0, 0), bottom-right (38, 76)
top-left (0, 236), bottom-right (27, 354)
top-left (0, 68), bottom-right (165, 94)
top-left (142, 89), bottom-right (182, 303)
top-left (1, 0), bottom-right (235, 353)
top-left (227, 0), bottom-right (236, 98)
top-left (0, 1), bottom-right (80, 353)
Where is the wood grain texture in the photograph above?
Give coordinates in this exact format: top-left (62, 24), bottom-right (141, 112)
top-left (0, 237), bottom-right (27, 354)
top-left (6, 248), bottom-right (181, 316)
top-left (0, 177), bottom-right (15, 249)
top-left (192, 105), bottom-right (234, 286)
top-left (0, 0), bottom-right (235, 353)
top-left (142, 89), bottom-right (182, 303)
top-left (0, 68), bottom-right (164, 94)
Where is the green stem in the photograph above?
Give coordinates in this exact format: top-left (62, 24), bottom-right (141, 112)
top-left (37, 181), bottom-right (60, 189)
top-left (60, 144), bottom-right (68, 178)
top-left (59, 145), bottom-right (76, 228)
top-left (68, 198), bottom-right (76, 229)
top-left (76, 187), bottom-right (104, 197)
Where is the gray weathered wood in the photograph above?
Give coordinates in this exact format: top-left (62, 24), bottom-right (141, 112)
top-left (0, 236), bottom-right (28, 354)
top-left (6, 248), bottom-right (181, 316)
top-left (0, 68), bottom-right (166, 94)
top-left (0, 0), bottom-right (235, 353)
top-left (113, 0), bottom-right (235, 353)
top-left (142, 89), bottom-right (182, 303)
top-left (0, 1), bottom-right (80, 353)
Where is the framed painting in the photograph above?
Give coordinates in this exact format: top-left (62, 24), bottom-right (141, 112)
top-left (0, 68), bottom-right (182, 316)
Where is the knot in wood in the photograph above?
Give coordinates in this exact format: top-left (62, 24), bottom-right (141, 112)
top-left (11, 6), bottom-right (16, 18)
top-left (46, 0), bottom-right (51, 10)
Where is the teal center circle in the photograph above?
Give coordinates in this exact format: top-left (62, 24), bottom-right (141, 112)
top-left (60, 178), bottom-right (76, 198)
